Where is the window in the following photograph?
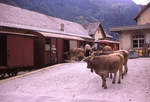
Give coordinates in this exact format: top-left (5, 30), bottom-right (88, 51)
top-left (132, 34), bottom-right (144, 48)
top-left (45, 38), bottom-right (51, 51)
top-left (45, 38), bottom-right (50, 44)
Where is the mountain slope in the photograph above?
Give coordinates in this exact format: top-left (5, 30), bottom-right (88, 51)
top-left (0, 0), bottom-right (140, 33)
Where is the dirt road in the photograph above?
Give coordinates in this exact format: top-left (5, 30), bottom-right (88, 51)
top-left (0, 58), bottom-right (150, 102)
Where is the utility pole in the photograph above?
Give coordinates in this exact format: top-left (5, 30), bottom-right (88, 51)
top-left (118, 5), bottom-right (120, 26)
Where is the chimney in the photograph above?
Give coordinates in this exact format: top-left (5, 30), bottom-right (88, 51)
top-left (60, 23), bottom-right (64, 31)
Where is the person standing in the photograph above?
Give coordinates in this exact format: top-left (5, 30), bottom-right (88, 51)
top-left (113, 44), bottom-right (118, 51)
top-left (92, 43), bottom-right (98, 51)
top-left (84, 43), bottom-right (91, 57)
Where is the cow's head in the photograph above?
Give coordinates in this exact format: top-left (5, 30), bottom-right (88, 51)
top-left (82, 56), bottom-right (94, 72)
top-left (77, 52), bottom-right (85, 61)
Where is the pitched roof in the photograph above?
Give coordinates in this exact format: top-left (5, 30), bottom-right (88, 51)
top-left (82, 22), bottom-right (106, 38)
top-left (134, 2), bottom-right (150, 21)
top-left (38, 32), bottom-right (85, 41)
top-left (106, 34), bottom-right (113, 38)
top-left (95, 39), bottom-right (119, 44)
top-left (109, 24), bottom-right (150, 32)
top-left (82, 22), bottom-right (100, 35)
top-left (0, 3), bottom-right (92, 39)
top-left (0, 30), bottom-right (36, 37)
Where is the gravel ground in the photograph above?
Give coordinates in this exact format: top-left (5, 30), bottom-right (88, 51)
top-left (0, 58), bottom-right (150, 102)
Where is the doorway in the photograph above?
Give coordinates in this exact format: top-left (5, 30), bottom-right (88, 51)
top-left (0, 35), bottom-right (7, 66)
top-left (63, 40), bottom-right (70, 60)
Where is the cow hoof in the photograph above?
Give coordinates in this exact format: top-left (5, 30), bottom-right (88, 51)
top-left (112, 81), bottom-right (115, 84)
top-left (117, 81), bottom-right (121, 84)
top-left (104, 86), bottom-right (107, 89)
top-left (110, 75), bottom-right (113, 79)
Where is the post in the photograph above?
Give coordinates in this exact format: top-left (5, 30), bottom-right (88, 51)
top-left (118, 5), bottom-right (120, 26)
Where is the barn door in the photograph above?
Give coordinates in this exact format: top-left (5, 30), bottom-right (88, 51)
top-left (0, 35), bottom-right (7, 66)
top-left (7, 36), bottom-right (24, 67)
top-left (63, 40), bottom-right (70, 60)
top-left (64, 40), bottom-right (70, 52)
top-left (57, 39), bottom-right (64, 63)
top-left (7, 36), bottom-right (34, 68)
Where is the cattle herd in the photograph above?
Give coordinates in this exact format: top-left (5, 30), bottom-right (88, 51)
top-left (70, 45), bottom-right (129, 89)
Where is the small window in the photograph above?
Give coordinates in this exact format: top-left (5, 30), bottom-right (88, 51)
top-left (45, 38), bottom-right (51, 51)
top-left (133, 40), bottom-right (138, 48)
top-left (45, 38), bottom-right (50, 44)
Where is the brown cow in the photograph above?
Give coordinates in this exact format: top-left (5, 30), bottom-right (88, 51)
top-left (90, 45), bottom-right (112, 56)
top-left (115, 50), bottom-right (129, 75)
top-left (70, 48), bottom-right (85, 61)
top-left (102, 45), bottom-right (112, 52)
top-left (99, 50), bottom-right (129, 75)
top-left (83, 53), bottom-right (124, 89)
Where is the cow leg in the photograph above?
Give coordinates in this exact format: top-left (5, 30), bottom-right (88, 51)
top-left (120, 65), bottom-right (124, 79)
top-left (112, 72), bottom-right (116, 84)
top-left (101, 74), bottom-right (107, 89)
top-left (118, 68), bottom-right (122, 84)
top-left (103, 77), bottom-right (107, 89)
top-left (106, 73), bottom-right (109, 78)
top-left (121, 69), bottom-right (124, 79)
top-left (106, 73), bottom-right (112, 79)
top-left (122, 73), bottom-right (124, 79)
top-left (102, 74), bottom-right (107, 89)
top-left (101, 75), bottom-right (104, 87)
top-left (123, 65), bottom-right (125, 75)
top-left (123, 64), bottom-right (128, 75)
top-left (121, 66), bottom-right (124, 79)
top-left (110, 73), bottom-right (113, 79)
top-left (125, 64), bottom-right (128, 74)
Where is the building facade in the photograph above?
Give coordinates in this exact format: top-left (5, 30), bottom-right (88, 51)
top-left (110, 2), bottom-right (150, 56)
top-left (0, 3), bottom-right (93, 70)
top-left (83, 22), bottom-right (119, 50)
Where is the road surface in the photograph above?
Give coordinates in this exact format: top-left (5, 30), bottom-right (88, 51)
top-left (0, 58), bottom-right (150, 102)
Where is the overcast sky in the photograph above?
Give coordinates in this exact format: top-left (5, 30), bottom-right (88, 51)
top-left (132, 0), bottom-right (150, 5)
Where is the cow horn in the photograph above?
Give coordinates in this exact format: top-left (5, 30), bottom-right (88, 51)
top-left (81, 56), bottom-right (90, 62)
top-left (81, 56), bottom-right (95, 63)
top-left (81, 57), bottom-right (87, 62)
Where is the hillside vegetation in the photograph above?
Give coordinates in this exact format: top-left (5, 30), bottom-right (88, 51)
top-left (0, 0), bottom-right (140, 35)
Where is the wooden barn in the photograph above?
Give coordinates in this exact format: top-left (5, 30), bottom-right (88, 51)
top-left (0, 3), bottom-right (93, 70)
top-left (0, 27), bottom-right (35, 69)
top-left (0, 26), bottom-right (36, 76)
